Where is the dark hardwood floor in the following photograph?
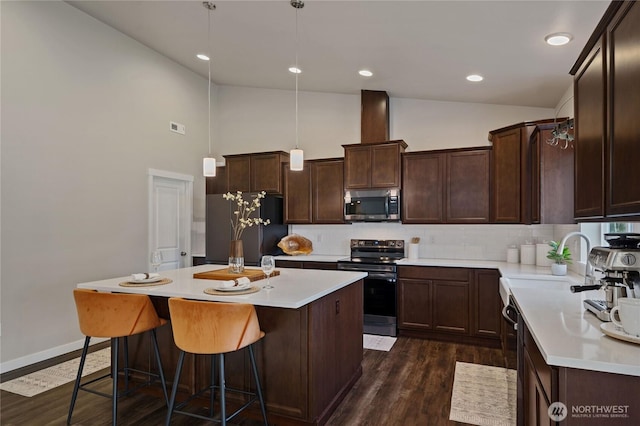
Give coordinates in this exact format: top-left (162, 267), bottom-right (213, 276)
top-left (1, 337), bottom-right (511, 425)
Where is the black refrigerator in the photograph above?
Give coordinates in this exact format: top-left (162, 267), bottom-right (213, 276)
top-left (205, 193), bottom-right (288, 266)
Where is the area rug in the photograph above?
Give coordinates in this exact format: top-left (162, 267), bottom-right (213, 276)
top-left (449, 361), bottom-right (517, 426)
top-left (0, 347), bottom-right (111, 397)
top-left (363, 334), bottom-right (397, 351)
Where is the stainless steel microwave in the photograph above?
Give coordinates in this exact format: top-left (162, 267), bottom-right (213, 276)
top-left (344, 189), bottom-right (400, 222)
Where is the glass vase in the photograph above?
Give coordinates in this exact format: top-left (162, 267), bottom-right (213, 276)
top-left (228, 240), bottom-right (245, 273)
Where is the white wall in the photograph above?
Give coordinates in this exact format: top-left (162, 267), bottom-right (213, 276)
top-left (214, 86), bottom-right (554, 158)
top-left (1, 1), bottom-right (209, 370)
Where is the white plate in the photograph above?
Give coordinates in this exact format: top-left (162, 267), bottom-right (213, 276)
top-left (129, 276), bottom-right (163, 284)
top-left (214, 282), bottom-right (252, 292)
top-left (600, 322), bottom-right (640, 345)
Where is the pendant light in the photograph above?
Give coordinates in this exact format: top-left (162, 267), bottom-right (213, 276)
top-left (202, 2), bottom-right (216, 177)
top-left (289, 0), bottom-right (304, 171)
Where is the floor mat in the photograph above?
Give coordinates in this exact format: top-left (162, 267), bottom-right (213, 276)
top-left (0, 347), bottom-right (111, 397)
top-left (449, 361), bottom-right (517, 426)
top-left (363, 334), bottom-right (397, 351)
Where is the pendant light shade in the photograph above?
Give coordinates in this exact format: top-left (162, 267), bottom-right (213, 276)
top-left (203, 157), bottom-right (216, 176)
top-left (289, 0), bottom-right (304, 171)
top-left (290, 149), bottom-right (304, 171)
top-left (203, 2), bottom-right (216, 177)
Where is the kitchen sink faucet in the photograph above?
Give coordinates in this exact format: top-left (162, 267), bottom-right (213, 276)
top-left (557, 232), bottom-right (595, 285)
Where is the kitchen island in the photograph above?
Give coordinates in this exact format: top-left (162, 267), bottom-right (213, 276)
top-left (78, 265), bottom-right (367, 426)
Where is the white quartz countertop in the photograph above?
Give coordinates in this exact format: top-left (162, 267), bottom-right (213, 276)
top-left (77, 265), bottom-right (366, 309)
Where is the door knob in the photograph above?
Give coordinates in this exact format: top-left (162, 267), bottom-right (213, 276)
top-left (180, 251), bottom-right (187, 256)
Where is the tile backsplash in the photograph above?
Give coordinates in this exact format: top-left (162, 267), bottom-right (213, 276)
top-left (290, 223), bottom-right (557, 261)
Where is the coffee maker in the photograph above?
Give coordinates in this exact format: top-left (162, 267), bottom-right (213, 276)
top-left (570, 233), bottom-right (640, 322)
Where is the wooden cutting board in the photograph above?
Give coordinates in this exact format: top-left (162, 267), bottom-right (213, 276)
top-left (193, 268), bottom-right (280, 282)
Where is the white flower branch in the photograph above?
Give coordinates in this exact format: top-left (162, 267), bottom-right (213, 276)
top-left (222, 191), bottom-right (271, 241)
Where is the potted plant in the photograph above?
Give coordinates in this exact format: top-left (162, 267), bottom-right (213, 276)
top-left (546, 241), bottom-right (572, 276)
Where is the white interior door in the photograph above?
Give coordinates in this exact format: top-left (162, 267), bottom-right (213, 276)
top-left (148, 169), bottom-right (193, 271)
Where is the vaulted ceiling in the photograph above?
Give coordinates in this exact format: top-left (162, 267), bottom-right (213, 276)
top-left (67, 0), bottom-right (610, 108)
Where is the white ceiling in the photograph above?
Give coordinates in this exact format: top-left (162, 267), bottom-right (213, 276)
top-left (66, 0), bottom-right (610, 108)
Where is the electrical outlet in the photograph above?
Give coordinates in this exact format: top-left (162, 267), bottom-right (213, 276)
top-left (170, 121), bottom-right (186, 135)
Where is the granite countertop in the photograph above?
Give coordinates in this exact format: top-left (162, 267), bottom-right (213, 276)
top-left (77, 265), bottom-right (366, 309)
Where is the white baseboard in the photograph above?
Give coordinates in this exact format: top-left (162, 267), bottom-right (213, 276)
top-left (0, 337), bottom-right (108, 374)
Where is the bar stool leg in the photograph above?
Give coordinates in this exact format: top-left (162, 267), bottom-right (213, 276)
top-left (249, 345), bottom-right (269, 426)
top-left (112, 337), bottom-right (119, 426)
top-left (219, 353), bottom-right (226, 426)
top-left (209, 354), bottom-right (216, 417)
top-left (67, 336), bottom-right (91, 425)
top-left (150, 329), bottom-right (169, 406)
top-left (165, 350), bottom-right (185, 426)
top-left (123, 336), bottom-right (129, 392)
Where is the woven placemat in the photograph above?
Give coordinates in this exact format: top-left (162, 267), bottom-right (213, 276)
top-left (119, 278), bottom-right (173, 287)
top-left (204, 286), bottom-right (261, 296)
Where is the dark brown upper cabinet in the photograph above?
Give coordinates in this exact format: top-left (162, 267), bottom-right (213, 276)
top-left (205, 166), bottom-right (227, 194)
top-left (488, 119), bottom-right (573, 224)
top-left (224, 151), bottom-right (289, 195)
top-left (573, 35), bottom-right (606, 220)
top-left (401, 147), bottom-right (490, 224)
top-left (571, 0), bottom-right (640, 220)
top-left (284, 158), bottom-right (345, 224)
top-left (343, 140), bottom-right (407, 189)
top-left (530, 124), bottom-right (575, 224)
top-left (361, 90), bottom-right (389, 144)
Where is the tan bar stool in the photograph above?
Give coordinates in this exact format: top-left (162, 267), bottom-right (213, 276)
top-left (68, 289), bottom-right (169, 425)
top-left (165, 298), bottom-right (268, 426)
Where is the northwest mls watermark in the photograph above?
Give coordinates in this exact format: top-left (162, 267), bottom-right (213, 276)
top-left (548, 402), bottom-right (631, 421)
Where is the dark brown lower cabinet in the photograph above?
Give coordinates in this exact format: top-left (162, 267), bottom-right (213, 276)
top-left (520, 320), bottom-right (639, 426)
top-left (127, 281), bottom-right (363, 426)
top-left (471, 269), bottom-right (501, 338)
top-left (398, 266), bottom-right (500, 346)
top-left (275, 260), bottom-right (338, 270)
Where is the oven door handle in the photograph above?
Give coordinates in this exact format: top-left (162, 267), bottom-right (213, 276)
top-left (366, 273), bottom-right (397, 282)
top-left (501, 304), bottom-right (518, 330)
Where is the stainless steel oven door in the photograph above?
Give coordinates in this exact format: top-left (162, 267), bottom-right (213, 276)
top-left (363, 275), bottom-right (397, 337)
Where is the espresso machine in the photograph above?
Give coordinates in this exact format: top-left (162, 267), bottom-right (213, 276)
top-left (570, 233), bottom-right (640, 322)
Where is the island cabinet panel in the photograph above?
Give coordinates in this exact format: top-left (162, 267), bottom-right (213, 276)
top-left (129, 282), bottom-right (364, 426)
top-left (573, 36), bottom-right (606, 220)
top-left (606, 1), bottom-right (640, 217)
top-left (343, 140), bottom-right (406, 190)
top-left (284, 165), bottom-right (313, 224)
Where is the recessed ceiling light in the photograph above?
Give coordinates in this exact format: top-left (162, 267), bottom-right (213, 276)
top-left (359, 70), bottom-right (373, 77)
top-left (197, 53), bottom-right (210, 61)
top-left (544, 32), bottom-right (573, 46)
top-left (289, 67), bottom-right (302, 74)
top-left (466, 74), bottom-right (483, 82)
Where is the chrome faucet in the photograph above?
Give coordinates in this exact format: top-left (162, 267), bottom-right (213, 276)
top-left (557, 231), bottom-right (595, 285)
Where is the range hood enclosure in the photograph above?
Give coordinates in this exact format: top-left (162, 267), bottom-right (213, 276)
top-left (361, 90), bottom-right (390, 144)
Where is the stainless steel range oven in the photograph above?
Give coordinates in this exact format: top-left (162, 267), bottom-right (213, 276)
top-left (337, 239), bottom-right (404, 337)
